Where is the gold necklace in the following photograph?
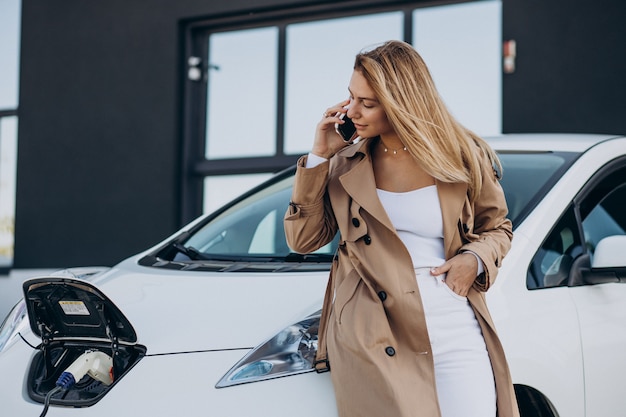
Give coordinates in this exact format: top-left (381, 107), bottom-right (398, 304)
top-left (379, 138), bottom-right (407, 155)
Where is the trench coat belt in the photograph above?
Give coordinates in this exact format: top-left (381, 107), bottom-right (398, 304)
top-left (314, 260), bottom-right (336, 373)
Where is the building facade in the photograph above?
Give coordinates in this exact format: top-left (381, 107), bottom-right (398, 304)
top-left (9, 0), bottom-right (626, 268)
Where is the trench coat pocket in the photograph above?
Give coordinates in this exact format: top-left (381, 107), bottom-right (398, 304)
top-left (334, 269), bottom-right (361, 324)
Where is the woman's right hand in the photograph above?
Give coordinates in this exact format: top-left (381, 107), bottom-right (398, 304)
top-left (312, 98), bottom-right (352, 159)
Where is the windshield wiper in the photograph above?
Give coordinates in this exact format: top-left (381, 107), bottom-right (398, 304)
top-left (284, 252), bottom-right (334, 262)
top-left (171, 242), bottom-right (211, 261)
top-left (188, 253), bottom-right (334, 263)
top-left (170, 241), bottom-right (333, 263)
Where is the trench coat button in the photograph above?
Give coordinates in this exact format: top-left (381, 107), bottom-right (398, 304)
top-left (352, 218), bottom-right (360, 227)
top-left (385, 346), bottom-right (396, 356)
top-left (378, 291), bottom-right (387, 302)
top-left (363, 235), bottom-right (372, 245)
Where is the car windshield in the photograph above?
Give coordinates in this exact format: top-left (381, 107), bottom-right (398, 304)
top-left (498, 151), bottom-right (575, 225)
top-left (146, 150), bottom-right (576, 270)
top-left (184, 174), bottom-right (337, 259)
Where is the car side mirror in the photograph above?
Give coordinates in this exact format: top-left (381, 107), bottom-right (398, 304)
top-left (592, 235), bottom-right (626, 268)
top-left (579, 235), bottom-right (626, 285)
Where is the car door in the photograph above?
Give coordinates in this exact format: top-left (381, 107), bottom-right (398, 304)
top-left (567, 159), bottom-right (626, 416)
top-left (524, 155), bottom-right (626, 416)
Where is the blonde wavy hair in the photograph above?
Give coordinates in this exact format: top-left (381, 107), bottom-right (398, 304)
top-left (354, 40), bottom-right (502, 201)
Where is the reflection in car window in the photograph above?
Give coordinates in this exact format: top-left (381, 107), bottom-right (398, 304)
top-left (184, 174), bottom-right (336, 259)
top-left (527, 206), bottom-right (583, 289)
top-left (185, 176), bottom-right (295, 257)
top-left (527, 160), bottom-right (626, 289)
top-left (580, 175), bottom-right (626, 261)
top-left (498, 152), bottom-right (573, 225)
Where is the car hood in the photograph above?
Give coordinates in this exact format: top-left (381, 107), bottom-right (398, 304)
top-left (28, 258), bottom-right (330, 355)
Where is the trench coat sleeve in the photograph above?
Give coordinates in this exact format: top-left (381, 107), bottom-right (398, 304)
top-left (284, 155), bottom-right (338, 254)
top-left (461, 150), bottom-right (513, 291)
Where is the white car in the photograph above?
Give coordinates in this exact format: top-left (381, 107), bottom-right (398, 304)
top-left (1, 134), bottom-right (625, 417)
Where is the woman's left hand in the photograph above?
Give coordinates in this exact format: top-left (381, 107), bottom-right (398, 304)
top-left (430, 253), bottom-right (478, 297)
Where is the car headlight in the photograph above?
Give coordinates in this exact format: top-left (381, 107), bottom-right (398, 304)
top-left (0, 299), bottom-right (28, 353)
top-left (216, 310), bottom-right (321, 388)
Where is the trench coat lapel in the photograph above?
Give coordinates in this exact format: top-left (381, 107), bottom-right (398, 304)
top-left (336, 140), bottom-right (469, 242)
top-left (337, 142), bottom-right (396, 233)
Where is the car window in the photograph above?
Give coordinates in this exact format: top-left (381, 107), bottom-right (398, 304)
top-left (527, 206), bottom-right (584, 289)
top-left (580, 178), bottom-right (626, 260)
top-left (185, 176), bottom-right (297, 257)
top-left (527, 159), bottom-right (626, 289)
top-left (498, 152), bottom-right (574, 225)
top-left (177, 173), bottom-right (336, 261)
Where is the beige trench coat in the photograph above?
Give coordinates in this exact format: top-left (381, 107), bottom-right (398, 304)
top-left (284, 138), bottom-right (519, 417)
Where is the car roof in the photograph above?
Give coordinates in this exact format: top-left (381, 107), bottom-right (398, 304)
top-left (486, 133), bottom-right (623, 153)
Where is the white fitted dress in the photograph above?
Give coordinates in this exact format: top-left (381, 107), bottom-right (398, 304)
top-left (377, 186), bottom-right (496, 417)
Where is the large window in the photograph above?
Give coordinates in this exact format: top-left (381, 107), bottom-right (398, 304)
top-left (283, 12), bottom-right (404, 155)
top-left (205, 27), bottom-right (279, 160)
top-left (0, 0), bottom-right (21, 270)
top-left (182, 1), bottom-right (502, 223)
top-left (413, 0), bottom-right (501, 135)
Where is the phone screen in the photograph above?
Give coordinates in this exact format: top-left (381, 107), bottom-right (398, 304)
top-left (335, 113), bottom-right (357, 142)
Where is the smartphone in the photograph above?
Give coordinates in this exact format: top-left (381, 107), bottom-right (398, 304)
top-left (335, 112), bottom-right (357, 143)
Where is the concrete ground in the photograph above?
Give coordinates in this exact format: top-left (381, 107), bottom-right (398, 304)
top-left (0, 269), bottom-right (55, 319)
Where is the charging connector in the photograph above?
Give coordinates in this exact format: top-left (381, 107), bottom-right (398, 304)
top-left (56, 350), bottom-right (114, 389)
top-left (39, 350), bottom-right (114, 417)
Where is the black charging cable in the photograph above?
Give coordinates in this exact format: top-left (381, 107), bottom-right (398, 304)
top-left (39, 385), bottom-right (63, 417)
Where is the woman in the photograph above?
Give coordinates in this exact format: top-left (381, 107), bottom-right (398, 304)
top-left (284, 40), bottom-right (518, 417)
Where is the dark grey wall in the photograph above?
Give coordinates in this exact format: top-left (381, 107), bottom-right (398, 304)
top-left (503, 0), bottom-right (626, 134)
top-left (14, 0), bottom-right (626, 268)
